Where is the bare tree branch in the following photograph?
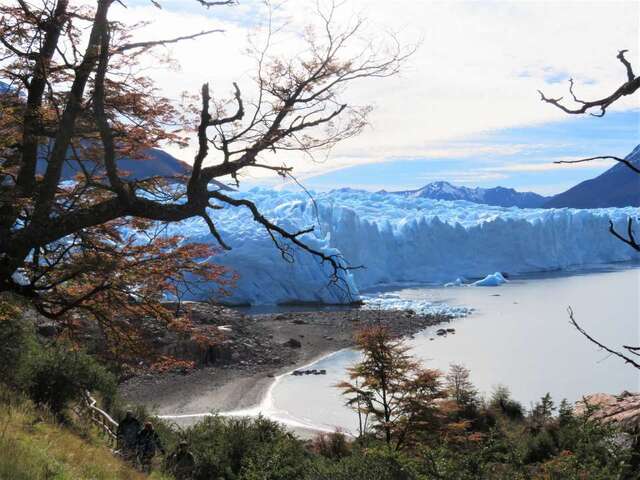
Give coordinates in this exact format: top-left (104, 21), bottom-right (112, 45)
top-left (194, 0), bottom-right (236, 7)
top-left (554, 155), bottom-right (640, 174)
top-left (568, 307), bottom-right (640, 370)
top-left (538, 50), bottom-right (640, 117)
top-left (609, 218), bottom-right (640, 252)
top-left (114, 29), bottom-right (224, 54)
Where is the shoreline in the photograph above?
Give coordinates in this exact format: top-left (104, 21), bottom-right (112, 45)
top-left (119, 307), bottom-right (453, 431)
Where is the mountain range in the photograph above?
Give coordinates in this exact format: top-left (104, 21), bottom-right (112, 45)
top-left (391, 181), bottom-right (549, 208)
top-left (46, 143), bottom-right (640, 208)
top-left (6, 80), bottom-right (635, 208)
top-left (393, 144), bottom-right (639, 209)
top-left (30, 142), bottom-right (640, 208)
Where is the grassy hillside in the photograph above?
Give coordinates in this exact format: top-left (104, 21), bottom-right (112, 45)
top-left (0, 393), bottom-right (169, 480)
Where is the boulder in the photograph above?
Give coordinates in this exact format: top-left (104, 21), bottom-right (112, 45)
top-left (283, 338), bottom-right (302, 349)
top-left (575, 391), bottom-right (640, 431)
top-left (37, 322), bottom-right (59, 338)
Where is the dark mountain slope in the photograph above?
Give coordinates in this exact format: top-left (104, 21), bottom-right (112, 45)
top-left (545, 145), bottom-right (640, 208)
top-left (35, 147), bottom-right (232, 190)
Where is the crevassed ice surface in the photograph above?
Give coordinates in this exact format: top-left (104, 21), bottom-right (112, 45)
top-left (168, 188), bottom-right (640, 305)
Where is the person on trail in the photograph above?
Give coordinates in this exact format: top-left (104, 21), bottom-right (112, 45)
top-left (116, 411), bottom-right (140, 459)
top-left (167, 440), bottom-right (196, 479)
top-left (136, 421), bottom-right (165, 472)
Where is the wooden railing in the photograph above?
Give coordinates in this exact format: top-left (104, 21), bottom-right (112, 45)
top-left (81, 391), bottom-right (119, 447)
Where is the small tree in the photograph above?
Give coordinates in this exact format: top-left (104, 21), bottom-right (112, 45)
top-left (530, 392), bottom-right (556, 433)
top-left (489, 385), bottom-right (524, 421)
top-left (338, 326), bottom-right (445, 450)
top-left (445, 363), bottom-right (478, 414)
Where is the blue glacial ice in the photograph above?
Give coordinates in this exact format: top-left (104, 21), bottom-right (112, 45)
top-left (166, 188), bottom-right (639, 305)
top-left (472, 272), bottom-right (508, 287)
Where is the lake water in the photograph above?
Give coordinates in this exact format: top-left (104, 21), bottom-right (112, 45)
top-left (261, 265), bottom-right (640, 434)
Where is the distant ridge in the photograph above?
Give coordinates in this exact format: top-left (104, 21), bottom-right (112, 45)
top-left (36, 147), bottom-right (233, 190)
top-left (38, 147), bottom-right (191, 181)
top-left (391, 181), bottom-right (549, 208)
top-left (544, 144), bottom-right (640, 208)
top-left (0, 83), bottom-right (231, 191)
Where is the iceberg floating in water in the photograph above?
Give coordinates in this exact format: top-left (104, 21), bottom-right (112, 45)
top-left (166, 188), bottom-right (639, 305)
top-left (473, 272), bottom-right (508, 287)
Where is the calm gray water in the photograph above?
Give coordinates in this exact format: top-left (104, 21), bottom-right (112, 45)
top-left (266, 266), bottom-right (640, 433)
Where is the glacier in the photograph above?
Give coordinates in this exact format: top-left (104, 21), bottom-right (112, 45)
top-left (166, 188), bottom-right (640, 305)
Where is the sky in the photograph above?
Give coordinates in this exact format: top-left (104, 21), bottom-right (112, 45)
top-left (116, 0), bottom-right (639, 195)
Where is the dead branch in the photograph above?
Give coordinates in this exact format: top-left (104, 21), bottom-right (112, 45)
top-left (609, 218), bottom-right (640, 252)
top-left (538, 50), bottom-right (640, 117)
top-left (568, 307), bottom-right (640, 370)
top-left (554, 156), bottom-right (640, 174)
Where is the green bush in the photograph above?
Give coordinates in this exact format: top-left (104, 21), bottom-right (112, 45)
top-left (0, 301), bottom-right (116, 417)
top-left (311, 431), bottom-right (351, 460)
top-left (184, 415), bottom-right (297, 480)
top-left (21, 342), bottom-right (116, 416)
top-left (523, 430), bottom-right (557, 463)
top-left (26, 344), bottom-right (116, 415)
top-left (307, 447), bottom-right (419, 480)
top-left (490, 385), bottom-right (524, 421)
top-left (239, 436), bottom-right (310, 480)
top-left (0, 299), bottom-right (36, 387)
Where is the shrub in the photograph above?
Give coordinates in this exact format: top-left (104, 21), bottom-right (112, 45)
top-left (239, 436), bottom-right (310, 480)
top-left (0, 297), bottom-right (36, 387)
top-left (490, 385), bottom-right (524, 421)
top-left (22, 342), bottom-right (116, 416)
top-left (523, 430), bottom-right (557, 463)
top-left (307, 447), bottom-right (419, 480)
top-left (185, 415), bottom-right (297, 480)
top-left (310, 431), bottom-right (351, 460)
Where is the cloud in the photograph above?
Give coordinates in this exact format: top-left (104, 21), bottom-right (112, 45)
top-left (483, 158), bottom-right (617, 173)
top-left (415, 171), bottom-right (509, 184)
top-left (111, 1), bottom-right (638, 180)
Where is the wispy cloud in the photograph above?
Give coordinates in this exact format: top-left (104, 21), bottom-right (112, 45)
top-left (416, 171), bottom-right (509, 184)
top-left (483, 158), bottom-right (617, 173)
top-left (107, 0), bottom-right (637, 188)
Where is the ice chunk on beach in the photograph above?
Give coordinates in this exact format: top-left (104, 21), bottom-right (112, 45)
top-left (165, 187), bottom-right (639, 305)
top-left (444, 277), bottom-right (466, 287)
top-left (473, 272), bottom-right (507, 287)
top-left (361, 294), bottom-right (472, 317)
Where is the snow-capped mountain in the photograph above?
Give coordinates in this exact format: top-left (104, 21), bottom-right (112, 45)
top-left (545, 144), bottom-right (640, 208)
top-left (391, 181), bottom-right (549, 208)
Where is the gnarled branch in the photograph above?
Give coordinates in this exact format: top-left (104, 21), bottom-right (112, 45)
top-left (554, 155), bottom-right (640, 174)
top-left (538, 50), bottom-right (640, 117)
top-left (568, 307), bottom-right (640, 370)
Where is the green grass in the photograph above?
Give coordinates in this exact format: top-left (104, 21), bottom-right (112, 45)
top-left (0, 396), bottom-right (170, 480)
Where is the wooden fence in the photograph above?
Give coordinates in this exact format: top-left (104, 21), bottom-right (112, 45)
top-left (81, 391), bottom-right (119, 447)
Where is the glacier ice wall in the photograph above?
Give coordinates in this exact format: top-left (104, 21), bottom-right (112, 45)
top-left (168, 188), bottom-right (639, 305)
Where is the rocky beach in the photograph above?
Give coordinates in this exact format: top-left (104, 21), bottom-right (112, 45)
top-left (119, 303), bottom-right (453, 423)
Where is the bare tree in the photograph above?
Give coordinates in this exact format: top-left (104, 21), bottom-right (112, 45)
top-left (539, 50), bottom-right (640, 369)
